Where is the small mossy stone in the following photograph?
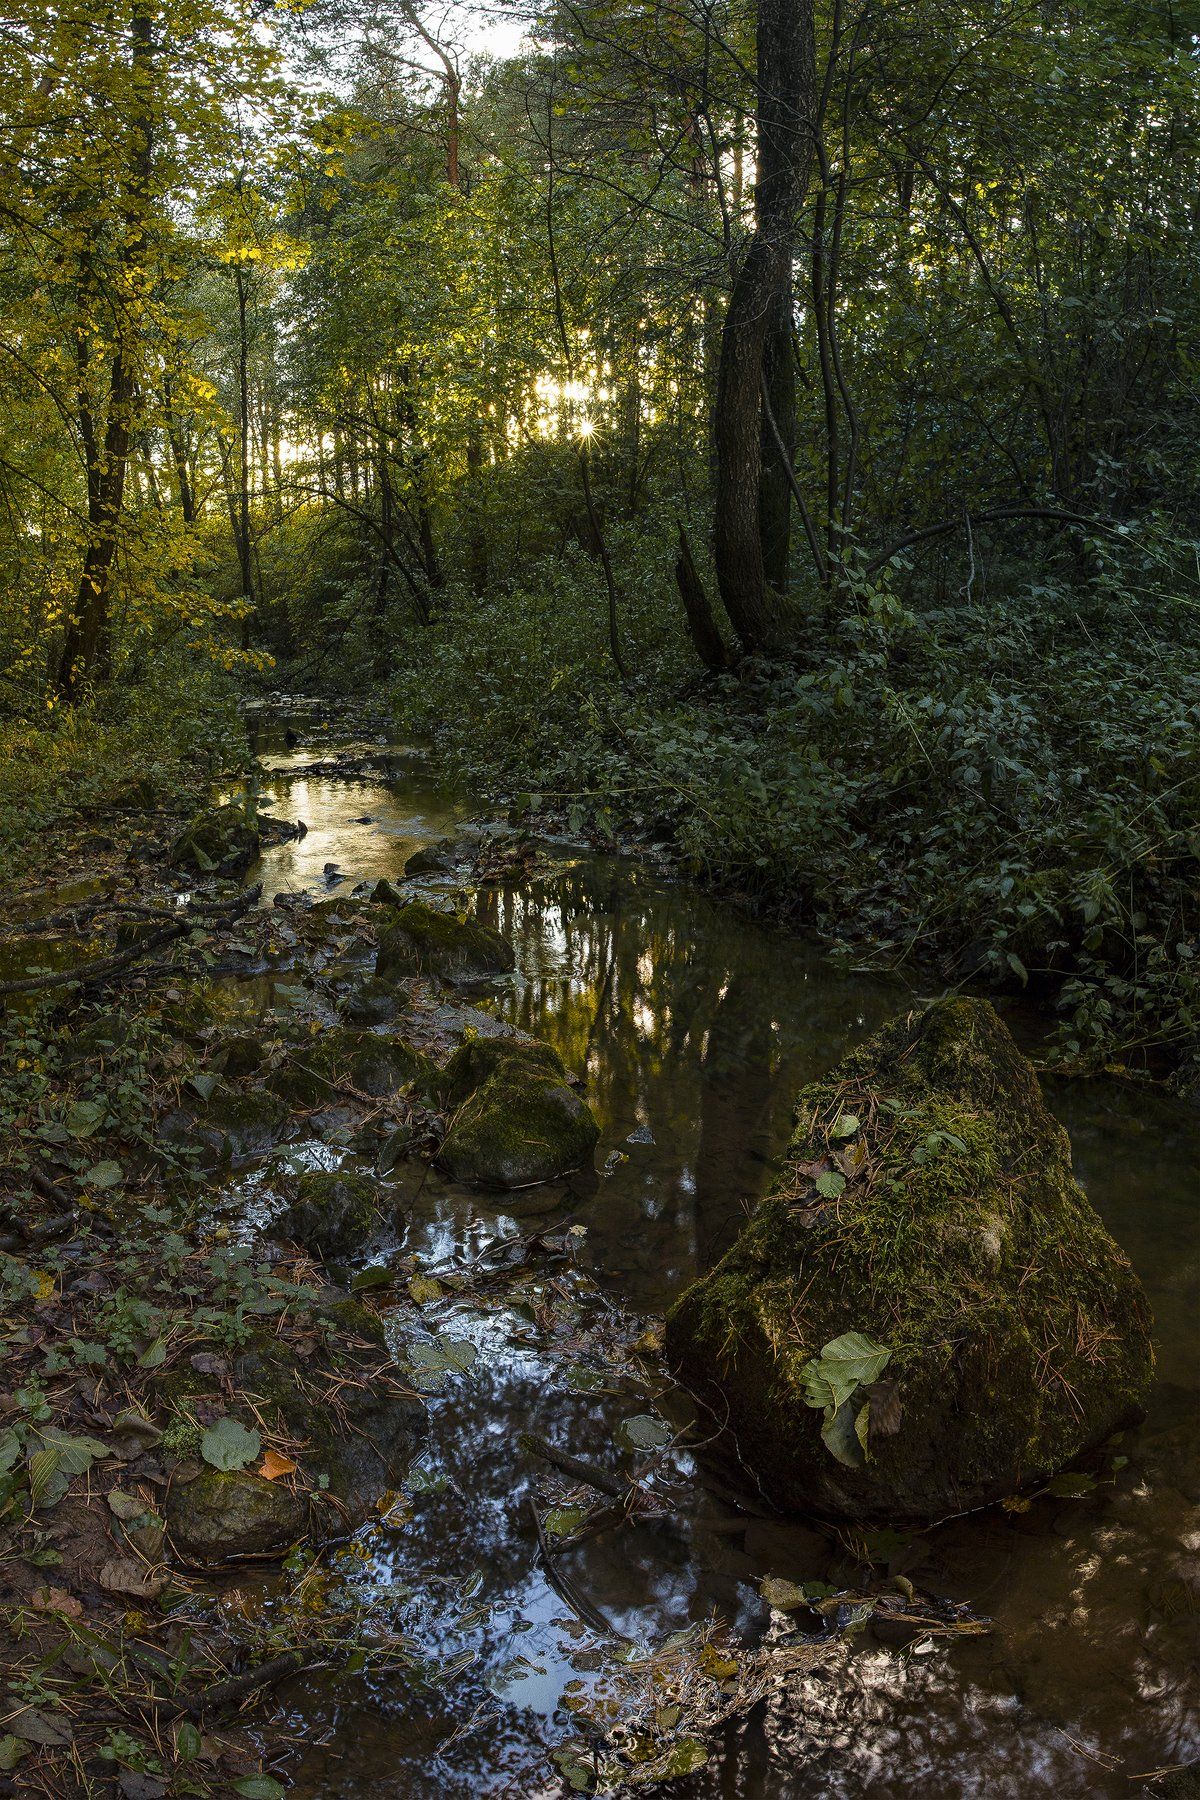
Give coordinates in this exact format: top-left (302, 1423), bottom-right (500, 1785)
top-left (272, 1028), bottom-right (435, 1107)
top-left (375, 901), bottom-right (515, 985)
top-left (157, 1082), bottom-right (288, 1167)
top-left (665, 998), bottom-right (1154, 1523)
top-left (168, 803), bottom-right (260, 876)
top-left (160, 1307), bottom-right (424, 1537)
top-left (216, 1032), bottom-right (267, 1079)
top-left (278, 1167), bottom-right (384, 1260)
top-left (166, 1468), bottom-right (307, 1564)
top-left (437, 1040), bottom-right (599, 1188)
top-left (371, 878), bottom-right (404, 906)
top-left (404, 837), bottom-right (459, 878)
top-left (341, 977), bottom-right (407, 1027)
top-left (438, 1034), bottom-right (566, 1106)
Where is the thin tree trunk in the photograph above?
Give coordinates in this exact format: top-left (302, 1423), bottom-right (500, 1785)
top-left (712, 0), bottom-right (816, 655)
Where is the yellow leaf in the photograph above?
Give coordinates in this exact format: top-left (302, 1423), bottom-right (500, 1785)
top-left (33, 1270), bottom-right (55, 1301)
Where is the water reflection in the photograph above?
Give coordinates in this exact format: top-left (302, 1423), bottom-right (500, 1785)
top-left (244, 739), bottom-right (1199, 1799)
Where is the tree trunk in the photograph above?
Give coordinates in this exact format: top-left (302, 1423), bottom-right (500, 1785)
top-left (675, 524), bottom-right (735, 672)
top-left (56, 1), bottom-right (153, 701)
top-left (712, 0), bottom-right (816, 655)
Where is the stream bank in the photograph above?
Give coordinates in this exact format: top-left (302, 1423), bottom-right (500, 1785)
top-left (0, 697), bottom-right (1196, 1798)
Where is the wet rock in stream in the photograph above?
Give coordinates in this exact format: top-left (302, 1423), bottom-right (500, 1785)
top-left (375, 898), bottom-right (515, 984)
top-left (436, 1035), bottom-right (600, 1187)
top-left (270, 1026), bottom-right (436, 1107)
top-left (667, 998), bottom-right (1154, 1523)
top-left (278, 1166), bottom-right (391, 1260)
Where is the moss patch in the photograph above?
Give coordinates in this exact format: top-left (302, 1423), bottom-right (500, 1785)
top-left (278, 1167), bottom-right (386, 1261)
top-left (666, 998), bottom-right (1154, 1522)
top-left (437, 1035), bottom-right (599, 1188)
top-left (272, 1026), bottom-right (435, 1107)
top-left (375, 900), bottom-right (515, 984)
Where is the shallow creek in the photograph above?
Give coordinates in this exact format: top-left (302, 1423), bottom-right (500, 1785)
top-left (230, 708), bottom-right (1198, 1798)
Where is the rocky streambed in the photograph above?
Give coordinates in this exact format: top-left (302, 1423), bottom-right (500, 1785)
top-left (0, 700), bottom-right (1196, 1799)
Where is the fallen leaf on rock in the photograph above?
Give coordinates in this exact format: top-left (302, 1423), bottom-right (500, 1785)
top-left (107, 1489), bottom-right (148, 1521)
top-left (258, 1449), bottom-right (298, 1482)
top-left (99, 1557), bottom-right (165, 1600)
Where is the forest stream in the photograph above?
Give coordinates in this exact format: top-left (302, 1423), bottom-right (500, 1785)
top-left (206, 701), bottom-right (1200, 1799)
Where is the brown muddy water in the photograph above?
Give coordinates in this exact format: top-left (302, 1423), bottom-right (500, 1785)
top-left (236, 705), bottom-right (1199, 1798)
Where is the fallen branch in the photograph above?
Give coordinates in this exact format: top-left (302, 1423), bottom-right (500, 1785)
top-left (521, 1432), bottom-right (625, 1500)
top-left (528, 1498), bottom-right (628, 1641)
top-left (0, 885), bottom-right (261, 997)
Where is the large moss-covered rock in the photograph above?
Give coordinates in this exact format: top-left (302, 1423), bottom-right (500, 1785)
top-left (375, 901), bottom-right (515, 984)
top-left (168, 1469), bottom-right (307, 1562)
top-left (168, 803), bottom-right (260, 876)
top-left (272, 1027), bottom-right (435, 1107)
top-left (666, 999), bottom-right (1153, 1523)
top-left (164, 1298), bottom-right (424, 1565)
top-left (278, 1167), bottom-right (386, 1260)
top-left (437, 1036), bottom-right (599, 1188)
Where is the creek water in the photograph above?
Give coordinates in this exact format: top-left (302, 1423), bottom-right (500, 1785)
top-left (240, 708), bottom-right (1199, 1798)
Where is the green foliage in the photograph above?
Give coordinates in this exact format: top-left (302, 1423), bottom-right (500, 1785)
top-left (393, 547), bottom-right (1200, 1080)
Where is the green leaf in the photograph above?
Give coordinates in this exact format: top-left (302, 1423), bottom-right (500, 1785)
top-left (815, 1170), bottom-right (846, 1200)
top-left (759, 1575), bottom-right (809, 1611)
top-left (233, 1778), bottom-right (286, 1799)
top-left (0, 1737), bottom-right (30, 1771)
top-left (820, 1397), bottom-right (869, 1468)
top-left (351, 1263), bottom-right (395, 1291)
top-left (65, 1098), bottom-right (106, 1138)
top-left (1045, 1471), bottom-right (1097, 1499)
top-left (831, 1111), bottom-right (861, 1139)
top-left (189, 1072), bottom-right (219, 1103)
top-left (82, 1159), bottom-right (123, 1190)
top-left (200, 1418), bottom-right (261, 1472)
top-left (174, 1720), bottom-right (202, 1763)
top-left (800, 1332), bottom-right (892, 1415)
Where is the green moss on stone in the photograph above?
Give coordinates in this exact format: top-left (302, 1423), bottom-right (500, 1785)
top-left (166, 1468), bottom-right (307, 1563)
top-left (665, 998), bottom-right (1154, 1522)
top-left (278, 1167), bottom-right (384, 1261)
top-left (272, 1027), bottom-right (435, 1107)
top-left (375, 900), bottom-right (515, 984)
top-left (437, 1035), bottom-right (598, 1188)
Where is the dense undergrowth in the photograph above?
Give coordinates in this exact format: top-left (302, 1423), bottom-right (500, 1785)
top-left (388, 544), bottom-right (1200, 1086)
top-left (0, 666), bottom-right (245, 885)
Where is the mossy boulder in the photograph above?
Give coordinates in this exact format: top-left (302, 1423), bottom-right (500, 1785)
top-left (163, 1299), bottom-right (424, 1566)
top-left (168, 1469), bottom-right (308, 1562)
top-left (437, 1036), bottom-right (599, 1188)
top-left (168, 803), bottom-right (260, 876)
top-left (375, 901), bottom-right (515, 985)
top-left (278, 1167), bottom-right (386, 1260)
top-left (666, 999), bottom-right (1153, 1523)
top-left (272, 1027), bottom-right (435, 1107)
top-left (157, 1082), bottom-right (289, 1167)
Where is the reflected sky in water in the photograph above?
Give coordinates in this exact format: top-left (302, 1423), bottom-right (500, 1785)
top-left (246, 728), bottom-right (1199, 1800)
